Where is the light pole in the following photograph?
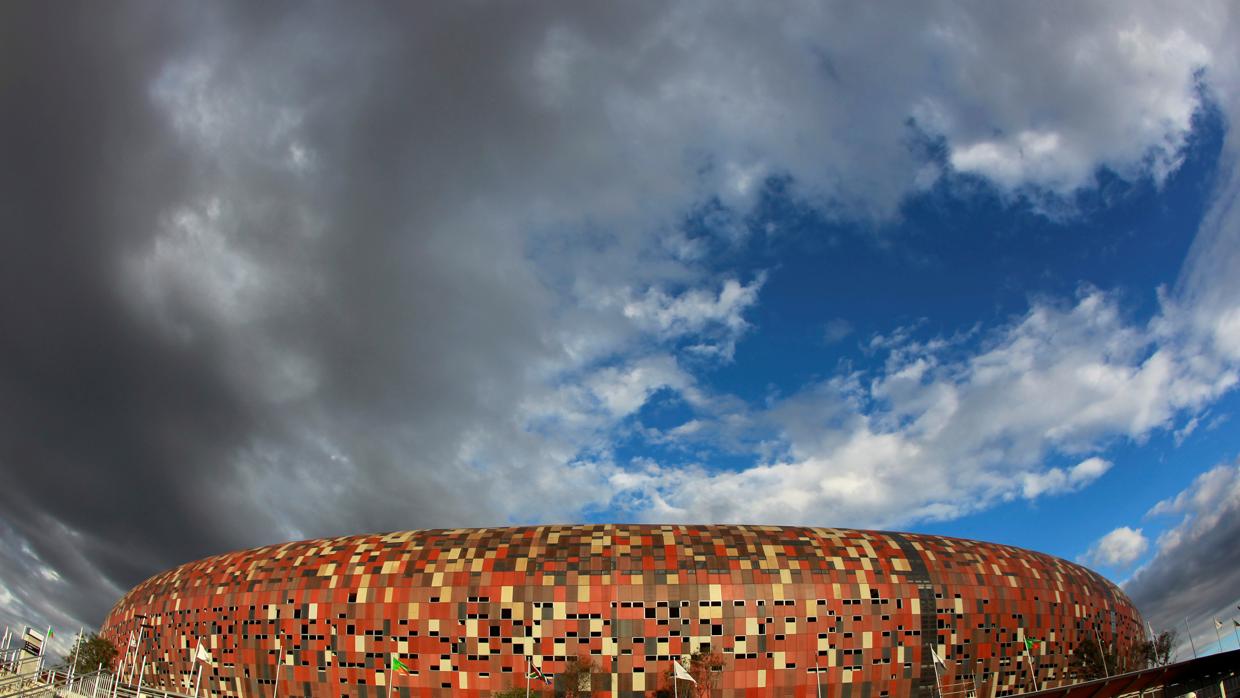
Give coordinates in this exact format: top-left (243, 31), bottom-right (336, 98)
top-left (129, 615), bottom-right (149, 684)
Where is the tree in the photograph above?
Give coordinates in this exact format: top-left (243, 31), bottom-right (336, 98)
top-left (1070, 637), bottom-right (1117, 681)
top-left (557, 655), bottom-right (597, 698)
top-left (661, 650), bottom-right (725, 697)
top-left (63, 633), bottom-right (118, 674)
top-left (1071, 633), bottom-right (1161, 681)
top-left (1149, 630), bottom-right (1177, 667)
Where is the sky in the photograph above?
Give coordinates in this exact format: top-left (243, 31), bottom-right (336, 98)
top-left (2, 0), bottom-right (1240, 662)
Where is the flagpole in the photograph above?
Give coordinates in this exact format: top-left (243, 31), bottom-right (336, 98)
top-left (814, 660), bottom-right (822, 698)
top-left (38, 626), bottom-right (51, 676)
top-left (1214, 619), bottom-right (1224, 653)
top-left (525, 656), bottom-right (530, 698)
top-left (1092, 628), bottom-right (1109, 677)
top-left (1185, 619), bottom-right (1198, 658)
top-left (130, 624), bottom-right (146, 683)
top-left (70, 627), bottom-right (83, 681)
top-left (271, 638), bottom-right (281, 698)
top-left (136, 656), bottom-right (147, 698)
top-left (115, 633), bottom-right (129, 692)
top-left (1233, 620), bottom-right (1239, 650)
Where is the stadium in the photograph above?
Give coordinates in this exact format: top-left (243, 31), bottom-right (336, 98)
top-left (100, 525), bottom-right (1144, 697)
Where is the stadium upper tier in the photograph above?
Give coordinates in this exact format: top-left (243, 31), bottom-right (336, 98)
top-left (102, 525), bottom-right (1144, 697)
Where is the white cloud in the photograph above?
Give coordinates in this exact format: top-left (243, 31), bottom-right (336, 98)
top-left (619, 276), bottom-right (765, 361)
top-left (614, 289), bottom-right (1237, 527)
top-left (585, 356), bottom-right (694, 419)
top-left (1021, 457), bottom-right (1113, 499)
top-left (1083, 526), bottom-right (1149, 568)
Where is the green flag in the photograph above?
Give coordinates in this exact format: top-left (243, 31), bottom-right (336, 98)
top-left (390, 656), bottom-right (410, 675)
top-left (1024, 637), bottom-right (1040, 652)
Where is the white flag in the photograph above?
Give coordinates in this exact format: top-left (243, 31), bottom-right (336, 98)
top-left (194, 640), bottom-right (212, 664)
top-left (673, 660), bottom-right (696, 684)
top-left (930, 647), bottom-right (948, 671)
top-left (128, 631), bottom-right (137, 648)
top-left (1216, 618), bottom-right (1224, 630)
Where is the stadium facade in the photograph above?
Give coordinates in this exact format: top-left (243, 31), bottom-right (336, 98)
top-left (101, 525), bottom-right (1144, 697)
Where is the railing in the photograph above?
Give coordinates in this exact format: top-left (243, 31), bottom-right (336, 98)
top-left (0, 663), bottom-right (69, 697)
top-left (0, 650), bottom-right (199, 698)
top-left (0, 649), bottom-right (27, 678)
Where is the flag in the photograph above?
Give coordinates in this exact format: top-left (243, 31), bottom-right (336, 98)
top-left (929, 647), bottom-right (948, 672)
top-left (526, 659), bottom-right (552, 686)
top-left (194, 640), bottom-right (212, 664)
top-left (128, 632), bottom-right (137, 648)
top-left (1215, 618), bottom-right (1223, 630)
top-left (673, 659), bottom-right (696, 684)
top-left (390, 656), bottom-right (410, 675)
top-left (1024, 637), bottom-right (1041, 652)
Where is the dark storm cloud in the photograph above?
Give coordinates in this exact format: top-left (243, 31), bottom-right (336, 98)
top-left (0, 1), bottom-right (675, 634)
top-left (1125, 464), bottom-right (1240, 655)
top-left (0, 2), bottom-right (261, 634)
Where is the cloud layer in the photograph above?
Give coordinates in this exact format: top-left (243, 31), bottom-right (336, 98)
top-left (1126, 463), bottom-right (1240, 656)
top-left (620, 288), bottom-right (1236, 525)
top-left (1, 1), bottom-right (1239, 649)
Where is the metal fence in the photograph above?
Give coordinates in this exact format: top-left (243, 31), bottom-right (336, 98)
top-left (0, 663), bottom-right (200, 698)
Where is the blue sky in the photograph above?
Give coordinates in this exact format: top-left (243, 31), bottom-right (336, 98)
top-left (589, 101), bottom-right (1232, 567)
top-left (2, 1), bottom-right (1239, 660)
top-left (625, 105), bottom-right (1227, 548)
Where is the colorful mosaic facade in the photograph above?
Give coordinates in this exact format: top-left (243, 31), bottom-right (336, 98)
top-left (101, 526), bottom-right (1144, 698)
